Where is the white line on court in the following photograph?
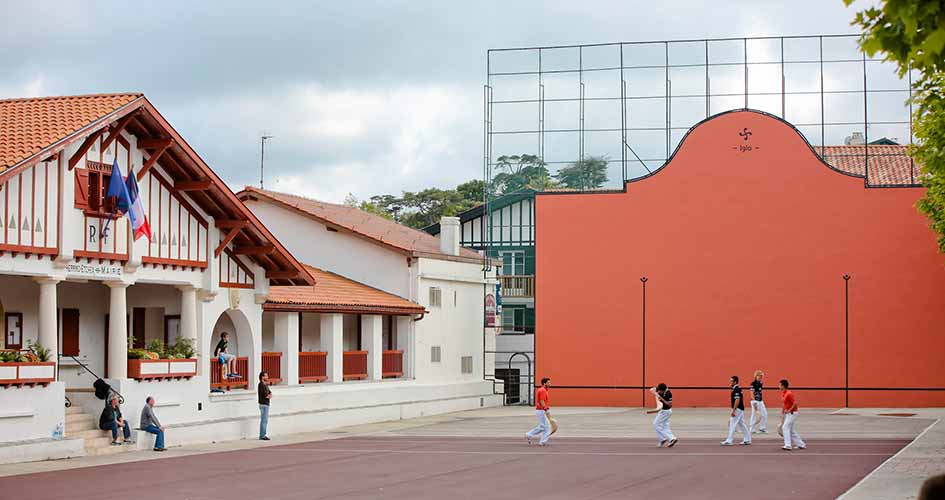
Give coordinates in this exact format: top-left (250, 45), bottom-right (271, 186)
top-left (306, 437), bottom-right (909, 446)
top-left (835, 417), bottom-right (941, 500)
top-left (253, 447), bottom-right (893, 457)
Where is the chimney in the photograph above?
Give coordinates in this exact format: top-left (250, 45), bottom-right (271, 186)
top-left (439, 216), bottom-right (461, 256)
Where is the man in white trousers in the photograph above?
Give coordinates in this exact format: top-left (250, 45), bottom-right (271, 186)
top-left (721, 375), bottom-right (751, 446)
top-left (749, 370), bottom-right (768, 434)
top-left (526, 377), bottom-right (552, 446)
top-left (647, 383), bottom-right (678, 448)
top-left (779, 378), bottom-right (806, 451)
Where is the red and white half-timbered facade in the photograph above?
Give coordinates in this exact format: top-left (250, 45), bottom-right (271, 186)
top-left (0, 93), bottom-right (500, 463)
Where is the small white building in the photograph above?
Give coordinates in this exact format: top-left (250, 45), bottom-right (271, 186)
top-left (0, 93), bottom-right (501, 465)
top-left (238, 187), bottom-right (502, 388)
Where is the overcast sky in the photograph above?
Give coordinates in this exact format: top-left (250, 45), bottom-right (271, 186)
top-left (0, 1), bottom-right (880, 202)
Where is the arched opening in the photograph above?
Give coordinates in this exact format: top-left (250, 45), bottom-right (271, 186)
top-left (209, 308), bottom-right (255, 391)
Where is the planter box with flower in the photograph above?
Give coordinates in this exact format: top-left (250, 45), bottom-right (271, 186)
top-left (0, 341), bottom-right (56, 387)
top-left (127, 338), bottom-right (198, 381)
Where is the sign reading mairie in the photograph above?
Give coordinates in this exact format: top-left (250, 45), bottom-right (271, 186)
top-left (65, 261), bottom-right (123, 279)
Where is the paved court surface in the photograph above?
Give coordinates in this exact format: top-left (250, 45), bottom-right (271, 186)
top-left (0, 407), bottom-right (939, 500)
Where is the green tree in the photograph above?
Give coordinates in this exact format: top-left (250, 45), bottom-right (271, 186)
top-left (493, 154), bottom-right (557, 194)
top-left (555, 156), bottom-right (609, 190)
top-left (846, 0), bottom-right (945, 252)
top-left (343, 193), bottom-right (394, 221)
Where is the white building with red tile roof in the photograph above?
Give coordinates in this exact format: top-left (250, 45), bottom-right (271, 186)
top-left (238, 187), bottom-right (502, 386)
top-left (0, 94), bottom-right (502, 464)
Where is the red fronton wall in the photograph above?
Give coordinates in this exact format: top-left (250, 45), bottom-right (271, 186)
top-left (536, 110), bottom-right (945, 408)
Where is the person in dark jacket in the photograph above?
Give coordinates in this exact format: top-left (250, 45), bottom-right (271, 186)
top-left (258, 371), bottom-right (272, 440)
top-left (100, 395), bottom-right (132, 445)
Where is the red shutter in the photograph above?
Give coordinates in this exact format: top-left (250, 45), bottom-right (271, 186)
top-left (61, 309), bottom-right (80, 356)
top-left (74, 170), bottom-right (90, 209)
top-left (88, 172), bottom-right (101, 212)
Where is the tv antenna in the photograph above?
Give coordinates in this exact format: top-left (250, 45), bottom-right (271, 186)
top-left (260, 134), bottom-right (274, 189)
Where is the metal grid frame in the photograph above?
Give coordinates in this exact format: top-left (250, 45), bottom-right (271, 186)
top-left (483, 34), bottom-right (919, 197)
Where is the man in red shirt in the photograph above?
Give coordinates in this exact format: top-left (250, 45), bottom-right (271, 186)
top-left (779, 379), bottom-right (806, 451)
top-left (526, 377), bottom-right (552, 446)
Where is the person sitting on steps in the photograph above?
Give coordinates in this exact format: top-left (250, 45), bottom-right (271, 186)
top-left (99, 395), bottom-right (132, 446)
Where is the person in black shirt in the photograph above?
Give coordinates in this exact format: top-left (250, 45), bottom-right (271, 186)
top-left (646, 383), bottom-right (677, 448)
top-left (99, 395), bottom-right (132, 446)
top-left (748, 370), bottom-right (768, 434)
top-left (721, 375), bottom-right (751, 446)
top-left (214, 332), bottom-right (239, 379)
top-left (258, 371), bottom-right (272, 440)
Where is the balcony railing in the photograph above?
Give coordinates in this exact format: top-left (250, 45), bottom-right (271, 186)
top-left (382, 350), bottom-right (404, 378)
top-left (299, 351), bottom-right (327, 383)
top-left (500, 275), bottom-right (534, 298)
top-left (343, 351), bottom-right (368, 380)
top-left (210, 356), bottom-right (249, 391)
top-left (261, 352), bottom-right (282, 384)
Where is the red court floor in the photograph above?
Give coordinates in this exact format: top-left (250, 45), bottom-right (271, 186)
top-left (0, 436), bottom-right (908, 500)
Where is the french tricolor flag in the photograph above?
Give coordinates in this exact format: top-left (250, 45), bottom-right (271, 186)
top-left (106, 158), bottom-right (152, 241)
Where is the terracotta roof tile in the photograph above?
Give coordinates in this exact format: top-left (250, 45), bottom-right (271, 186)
top-left (821, 145), bottom-right (920, 186)
top-left (266, 264), bottom-right (425, 315)
top-left (0, 93), bottom-right (142, 171)
top-left (241, 187), bottom-right (483, 262)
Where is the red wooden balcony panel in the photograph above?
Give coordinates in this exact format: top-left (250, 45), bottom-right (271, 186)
top-left (261, 352), bottom-right (282, 384)
top-left (343, 351), bottom-right (368, 380)
top-left (210, 356), bottom-right (249, 391)
top-left (299, 351), bottom-right (327, 383)
top-left (382, 350), bottom-right (404, 378)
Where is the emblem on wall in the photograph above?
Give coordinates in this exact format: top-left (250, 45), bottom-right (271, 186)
top-left (228, 288), bottom-right (241, 310)
top-left (733, 127), bottom-right (760, 153)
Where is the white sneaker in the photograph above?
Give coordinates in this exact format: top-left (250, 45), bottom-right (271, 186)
top-left (781, 446), bottom-right (792, 451)
top-left (526, 435), bottom-right (532, 445)
top-left (795, 445), bottom-right (806, 450)
top-left (740, 441), bottom-right (751, 446)
top-left (658, 440), bottom-right (667, 447)
top-left (720, 441), bottom-right (733, 446)
top-left (759, 429), bottom-right (767, 434)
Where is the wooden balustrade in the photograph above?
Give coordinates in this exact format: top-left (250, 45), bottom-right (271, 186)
top-left (210, 356), bottom-right (249, 391)
top-left (382, 350), bottom-right (404, 378)
top-left (343, 351), bottom-right (368, 380)
top-left (0, 361), bottom-right (56, 387)
top-left (499, 275), bottom-right (534, 298)
top-left (128, 358), bottom-right (197, 381)
top-left (299, 351), bottom-right (327, 383)
top-left (261, 352), bottom-right (282, 384)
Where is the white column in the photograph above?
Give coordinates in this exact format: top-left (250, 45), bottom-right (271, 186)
top-left (397, 316), bottom-right (414, 379)
top-left (320, 313), bottom-right (343, 383)
top-left (35, 278), bottom-right (60, 370)
top-left (363, 315), bottom-right (383, 381)
top-left (178, 286), bottom-right (197, 342)
top-left (274, 312), bottom-right (299, 386)
top-left (106, 281), bottom-right (129, 379)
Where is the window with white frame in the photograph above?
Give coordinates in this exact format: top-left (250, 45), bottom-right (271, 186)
top-left (500, 251), bottom-right (525, 276)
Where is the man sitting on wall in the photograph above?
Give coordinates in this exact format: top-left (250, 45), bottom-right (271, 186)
top-left (214, 331), bottom-right (240, 379)
top-left (139, 396), bottom-right (166, 452)
top-left (99, 395), bottom-right (132, 446)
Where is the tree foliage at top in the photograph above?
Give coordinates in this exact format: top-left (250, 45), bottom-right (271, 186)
top-left (493, 154), bottom-right (557, 194)
top-left (846, 0), bottom-right (945, 253)
top-left (554, 156), bottom-right (609, 190)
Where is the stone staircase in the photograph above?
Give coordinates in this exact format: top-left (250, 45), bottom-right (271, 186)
top-left (64, 405), bottom-right (134, 457)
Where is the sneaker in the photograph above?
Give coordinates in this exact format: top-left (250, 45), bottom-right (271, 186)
top-left (781, 446), bottom-right (792, 451)
top-left (796, 445), bottom-right (806, 450)
top-left (154, 447), bottom-right (166, 452)
top-left (759, 429), bottom-right (767, 434)
top-left (111, 441), bottom-right (121, 446)
top-left (260, 436), bottom-right (270, 441)
top-left (667, 438), bottom-right (678, 448)
top-left (720, 441), bottom-right (733, 446)
top-left (123, 440), bottom-right (135, 445)
top-left (539, 442), bottom-right (548, 447)
top-left (751, 430), bottom-right (759, 434)
top-left (526, 435), bottom-right (533, 445)
top-left (658, 440), bottom-right (667, 448)
top-left (741, 441), bottom-right (751, 446)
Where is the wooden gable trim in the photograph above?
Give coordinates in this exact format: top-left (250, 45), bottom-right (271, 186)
top-left (215, 227), bottom-right (241, 257)
top-left (100, 112), bottom-right (137, 151)
top-left (147, 167), bottom-right (209, 228)
top-left (221, 246), bottom-right (256, 286)
top-left (136, 140), bottom-right (172, 181)
top-left (68, 128), bottom-right (106, 170)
